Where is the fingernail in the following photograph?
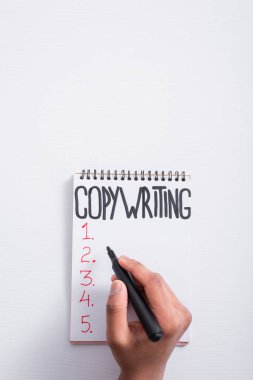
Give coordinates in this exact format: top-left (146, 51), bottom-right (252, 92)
top-left (119, 255), bottom-right (130, 262)
top-left (110, 281), bottom-right (122, 295)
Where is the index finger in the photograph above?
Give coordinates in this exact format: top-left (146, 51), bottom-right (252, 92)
top-left (118, 256), bottom-right (178, 298)
top-left (118, 256), bottom-right (177, 329)
top-left (118, 256), bottom-right (153, 287)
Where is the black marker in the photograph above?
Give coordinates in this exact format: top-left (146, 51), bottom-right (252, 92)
top-left (106, 246), bottom-right (163, 342)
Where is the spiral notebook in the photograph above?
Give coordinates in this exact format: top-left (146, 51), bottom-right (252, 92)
top-left (70, 169), bottom-right (192, 344)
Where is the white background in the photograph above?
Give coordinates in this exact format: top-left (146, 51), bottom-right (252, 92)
top-left (0, 1), bottom-right (252, 379)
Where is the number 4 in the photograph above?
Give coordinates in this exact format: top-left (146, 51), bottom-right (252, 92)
top-left (79, 290), bottom-right (90, 306)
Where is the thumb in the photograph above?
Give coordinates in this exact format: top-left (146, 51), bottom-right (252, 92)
top-left (106, 280), bottom-right (130, 346)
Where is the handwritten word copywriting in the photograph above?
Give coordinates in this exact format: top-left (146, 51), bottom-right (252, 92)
top-left (75, 186), bottom-right (191, 220)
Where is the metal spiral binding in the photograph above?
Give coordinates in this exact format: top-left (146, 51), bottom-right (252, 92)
top-left (80, 170), bottom-right (187, 181)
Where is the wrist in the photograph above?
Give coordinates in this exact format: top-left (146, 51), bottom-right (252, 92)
top-left (119, 367), bottom-right (165, 380)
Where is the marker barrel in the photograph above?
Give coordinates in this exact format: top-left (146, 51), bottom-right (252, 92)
top-left (112, 260), bottom-right (163, 342)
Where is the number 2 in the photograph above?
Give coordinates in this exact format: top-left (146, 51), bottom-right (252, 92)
top-left (81, 246), bottom-right (91, 263)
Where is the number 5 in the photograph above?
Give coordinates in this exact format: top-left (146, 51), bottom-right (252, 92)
top-left (81, 315), bottom-right (91, 333)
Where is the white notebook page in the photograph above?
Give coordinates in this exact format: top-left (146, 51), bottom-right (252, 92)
top-left (70, 171), bottom-right (191, 344)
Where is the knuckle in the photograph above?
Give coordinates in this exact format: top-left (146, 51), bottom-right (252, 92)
top-left (107, 335), bottom-right (128, 350)
top-left (150, 272), bottom-right (163, 284)
top-left (107, 336), bottom-right (118, 348)
top-left (170, 317), bottom-right (181, 333)
top-left (129, 259), bottom-right (146, 274)
top-left (107, 336), bottom-right (119, 349)
top-left (106, 302), bottom-right (121, 316)
top-left (164, 310), bottom-right (192, 339)
top-left (163, 316), bottom-right (181, 338)
top-left (183, 309), bottom-right (192, 328)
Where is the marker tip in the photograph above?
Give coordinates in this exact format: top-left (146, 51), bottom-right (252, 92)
top-left (106, 246), bottom-right (116, 260)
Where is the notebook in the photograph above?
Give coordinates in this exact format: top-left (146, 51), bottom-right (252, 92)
top-left (70, 169), bottom-right (191, 345)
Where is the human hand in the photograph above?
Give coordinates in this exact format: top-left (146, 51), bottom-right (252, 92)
top-left (106, 256), bottom-right (192, 380)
